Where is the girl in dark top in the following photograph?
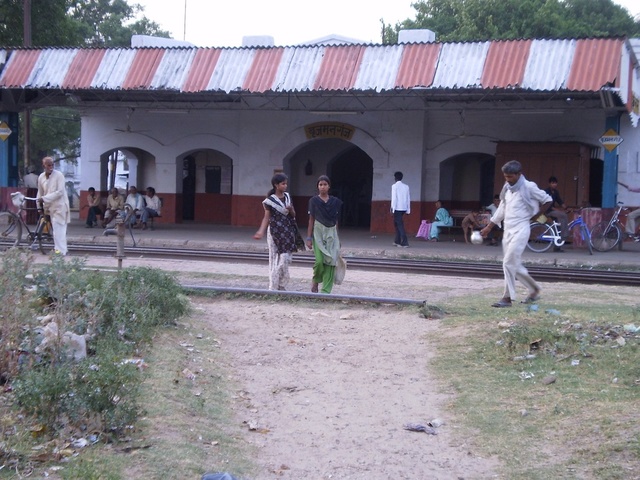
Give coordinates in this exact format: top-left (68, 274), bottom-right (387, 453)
top-left (306, 175), bottom-right (343, 293)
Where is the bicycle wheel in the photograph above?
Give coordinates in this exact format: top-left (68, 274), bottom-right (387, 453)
top-left (35, 217), bottom-right (54, 254)
top-left (580, 224), bottom-right (593, 255)
top-left (590, 221), bottom-right (621, 252)
top-left (0, 212), bottom-right (22, 249)
top-left (527, 222), bottom-right (554, 253)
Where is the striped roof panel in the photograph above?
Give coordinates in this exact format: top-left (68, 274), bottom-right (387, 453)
top-left (0, 37), bottom-right (635, 103)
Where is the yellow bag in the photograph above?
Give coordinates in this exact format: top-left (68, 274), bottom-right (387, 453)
top-left (536, 214), bottom-right (547, 224)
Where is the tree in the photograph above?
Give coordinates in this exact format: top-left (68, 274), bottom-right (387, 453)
top-left (382, 0), bottom-right (640, 43)
top-left (68, 0), bottom-right (171, 47)
top-left (0, 0), bottom-right (76, 47)
top-left (27, 108), bottom-right (81, 165)
top-left (0, 0), bottom-right (170, 48)
top-left (0, 0), bottom-right (170, 175)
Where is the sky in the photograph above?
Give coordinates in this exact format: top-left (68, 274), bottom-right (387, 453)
top-left (135, 0), bottom-right (640, 48)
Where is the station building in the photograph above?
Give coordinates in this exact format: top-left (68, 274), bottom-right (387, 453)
top-left (1, 32), bottom-right (639, 233)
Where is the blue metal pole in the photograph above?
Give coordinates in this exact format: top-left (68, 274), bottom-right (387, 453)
top-left (601, 115), bottom-right (620, 208)
top-left (0, 112), bottom-right (20, 187)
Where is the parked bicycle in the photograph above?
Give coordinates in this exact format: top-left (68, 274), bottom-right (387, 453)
top-left (527, 210), bottom-right (593, 255)
top-left (0, 192), bottom-right (54, 254)
top-left (589, 202), bottom-right (629, 252)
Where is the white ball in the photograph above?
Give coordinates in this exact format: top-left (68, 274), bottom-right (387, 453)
top-left (470, 231), bottom-right (483, 245)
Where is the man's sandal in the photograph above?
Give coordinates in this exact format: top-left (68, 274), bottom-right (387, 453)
top-left (492, 298), bottom-right (512, 308)
top-left (521, 294), bottom-right (541, 304)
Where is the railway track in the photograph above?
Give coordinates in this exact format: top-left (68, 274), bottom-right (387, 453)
top-left (51, 242), bottom-right (640, 287)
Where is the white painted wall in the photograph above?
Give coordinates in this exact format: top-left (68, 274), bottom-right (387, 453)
top-left (617, 114), bottom-right (640, 204)
top-left (78, 104), bottom-right (640, 207)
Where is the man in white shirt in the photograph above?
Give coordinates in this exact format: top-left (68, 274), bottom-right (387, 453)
top-left (24, 166), bottom-right (39, 189)
top-left (391, 171), bottom-right (411, 248)
top-left (480, 161), bottom-right (551, 308)
top-left (125, 186), bottom-right (145, 226)
top-left (485, 194), bottom-right (500, 215)
top-left (139, 186), bottom-right (161, 230)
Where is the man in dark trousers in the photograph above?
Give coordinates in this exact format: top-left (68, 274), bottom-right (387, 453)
top-left (391, 171), bottom-right (411, 247)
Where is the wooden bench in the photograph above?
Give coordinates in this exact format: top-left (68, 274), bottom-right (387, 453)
top-left (440, 209), bottom-right (470, 240)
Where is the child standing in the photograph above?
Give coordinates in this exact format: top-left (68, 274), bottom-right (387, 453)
top-left (461, 210), bottom-right (483, 244)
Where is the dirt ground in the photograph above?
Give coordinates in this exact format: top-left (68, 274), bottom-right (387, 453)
top-left (194, 295), bottom-right (500, 480)
top-left (56, 253), bottom-right (501, 479)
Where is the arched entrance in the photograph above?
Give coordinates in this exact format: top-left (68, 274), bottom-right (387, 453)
top-left (328, 147), bottom-right (373, 228)
top-left (285, 139), bottom-right (373, 229)
top-left (177, 149), bottom-right (233, 224)
top-left (100, 147), bottom-right (155, 194)
top-left (439, 152), bottom-right (496, 209)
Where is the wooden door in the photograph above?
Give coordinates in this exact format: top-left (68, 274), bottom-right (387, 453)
top-left (494, 142), bottom-right (591, 207)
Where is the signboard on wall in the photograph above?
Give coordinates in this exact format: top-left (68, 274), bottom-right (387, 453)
top-left (304, 122), bottom-right (355, 140)
top-left (0, 121), bottom-right (12, 141)
top-left (598, 129), bottom-right (623, 152)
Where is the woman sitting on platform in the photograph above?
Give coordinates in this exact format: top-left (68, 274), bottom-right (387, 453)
top-left (428, 200), bottom-right (453, 242)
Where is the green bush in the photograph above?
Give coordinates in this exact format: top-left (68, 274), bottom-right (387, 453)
top-left (96, 266), bottom-right (190, 346)
top-left (0, 249), bottom-right (37, 383)
top-left (2, 255), bottom-right (189, 439)
top-left (13, 352), bottom-right (142, 435)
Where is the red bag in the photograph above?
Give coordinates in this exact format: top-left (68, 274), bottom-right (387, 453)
top-left (416, 220), bottom-right (431, 240)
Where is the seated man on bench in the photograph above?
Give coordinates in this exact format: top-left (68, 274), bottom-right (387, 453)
top-left (102, 187), bottom-right (124, 228)
top-left (137, 186), bottom-right (161, 230)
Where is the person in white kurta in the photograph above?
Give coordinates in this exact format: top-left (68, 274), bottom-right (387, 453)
top-left (37, 156), bottom-right (71, 255)
top-left (480, 160), bottom-right (551, 307)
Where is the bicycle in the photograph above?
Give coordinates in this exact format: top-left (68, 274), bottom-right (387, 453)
top-left (589, 202), bottom-right (628, 252)
top-left (527, 210), bottom-right (593, 255)
top-left (0, 192), bottom-right (55, 254)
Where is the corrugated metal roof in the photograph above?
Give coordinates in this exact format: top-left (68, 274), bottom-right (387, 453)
top-left (567, 38), bottom-right (621, 90)
top-left (395, 43), bottom-right (440, 89)
top-left (482, 39), bottom-right (531, 88)
top-left (208, 49), bottom-right (254, 92)
top-left (522, 39), bottom-right (576, 90)
top-left (314, 45), bottom-right (365, 90)
top-left (354, 45), bottom-right (403, 92)
top-left (0, 37), bottom-right (634, 100)
top-left (182, 49), bottom-right (221, 93)
top-left (152, 48), bottom-right (196, 90)
top-left (92, 50), bottom-right (136, 89)
top-left (122, 48), bottom-right (163, 89)
top-left (244, 48), bottom-right (284, 93)
top-left (275, 47), bottom-right (324, 92)
top-left (432, 42), bottom-right (490, 88)
top-left (63, 49), bottom-right (104, 88)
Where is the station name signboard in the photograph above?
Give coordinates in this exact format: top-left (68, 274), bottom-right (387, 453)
top-left (304, 122), bottom-right (355, 140)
